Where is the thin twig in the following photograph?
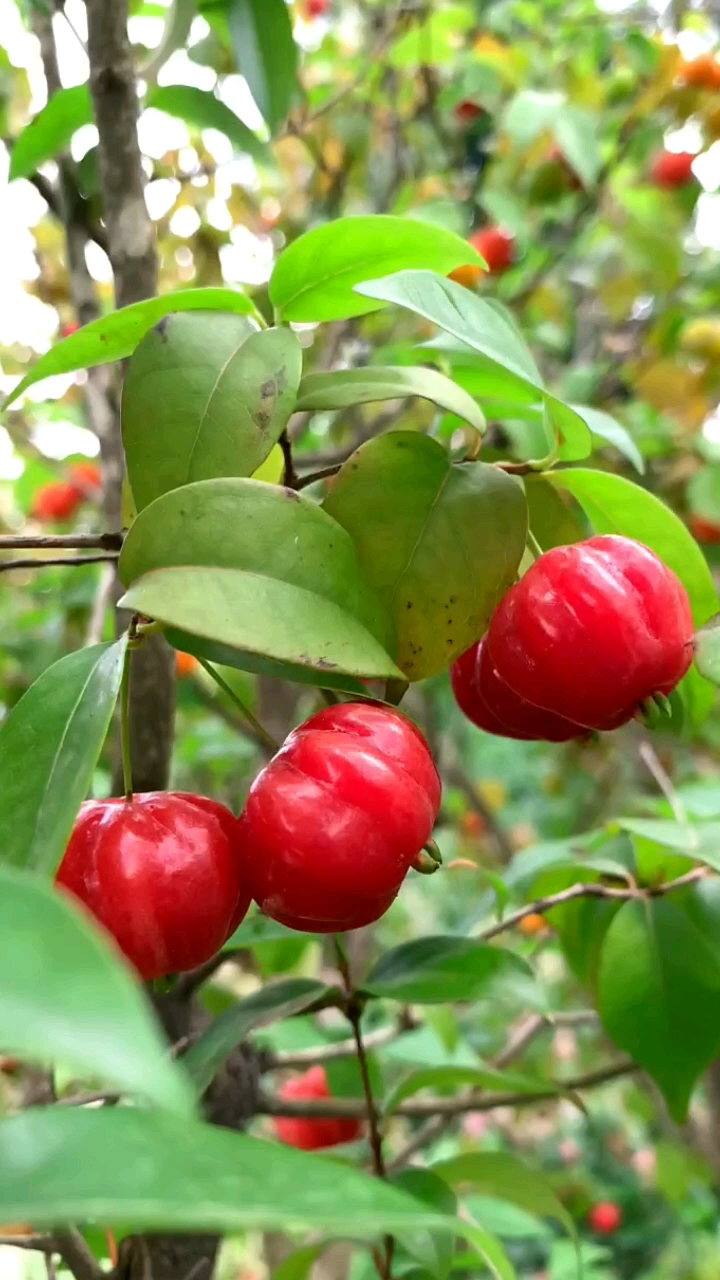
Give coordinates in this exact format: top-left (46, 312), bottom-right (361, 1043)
top-left (0, 533), bottom-right (123, 551)
top-left (53, 1229), bottom-right (105, 1280)
top-left (84, 561), bottom-right (115, 646)
top-left (197, 659), bottom-right (279, 754)
top-left (475, 865), bottom-right (709, 942)
top-left (270, 1019), bottom-right (416, 1070)
top-left (189, 680), bottom-right (274, 758)
top-left (295, 465), bottom-right (342, 491)
top-left (0, 555), bottom-right (119, 572)
top-left (279, 430), bottom-right (297, 489)
top-left (638, 740), bottom-right (688, 825)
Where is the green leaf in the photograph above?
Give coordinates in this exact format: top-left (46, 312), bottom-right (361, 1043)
top-left (525, 476), bottom-right (587, 550)
top-left (0, 864), bottom-right (193, 1116)
top-left (391, 1169), bottom-right (457, 1280)
top-left (598, 886), bottom-right (720, 1121)
top-left (323, 434), bottom-right (527, 680)
top-left (570, 405), bottom-right (644, 474)
top-left (549, 468), bottom-right (718, 626)
top-left (225, 909), bottom-right (319, 949)
top-left (166, 630), bottom-right (374, 696)
top-left (270, 219), bottom-right (482, 323)
top-left (363, 936), bottom-right (529, 1004)
top-left (185, 978), bottom-right (329, 1093)
top-left (271, 1247), bottom-right (324, 1280)
top-left (433, 1153), bottom-right (575, 1241)
top-left (0, 640), bottom-right (126, 875)
top-left (122, 318), bottom-right (299, 511)
top-left (9, 85), bottom-right (92, 182)
top-left (0, 1107), bottom-right (452, 1235)
top-left (120, 566), bottom-right (403, 682)
top-left (502, 90), bottom-right (565, 147)
top-left (383, 1065), bottom-right (559, 1117)
top-left (118, 476), bottom-right (396, 679)
top-left (553, 108), bottom-right (602, 188)
top-left (693, 614), bottom-right (720, 685)
top-left (4, 289), bottom-right (256, 410)
top-left (295, 367), bottom-right (486, 435)
top-left (459, 1224), bottom-right (516, 1280)
top-left (228, 0), bottom-right (298, 134)
top-left (355, 273), bottom-right (591, 462)
top-left (147, 85), bottom-right (268, 161)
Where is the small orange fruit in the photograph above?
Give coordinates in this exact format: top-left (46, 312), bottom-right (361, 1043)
top-left (176, 651), bottom-right (199, 678)
top-left (448, 264), bottom-right (483, 290)
top-left (518, 912), bottom-right (548, 936)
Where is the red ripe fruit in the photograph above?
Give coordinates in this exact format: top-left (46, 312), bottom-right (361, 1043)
top-left (31, 481), bottom-right (82, 523)
top-left (451, 640), bottom-right (583, 742)
top-left (690, 513), bottom-right (720, 545)
top-left (56, 792), bottom-right (250, 980)
top-left (469, 227), bottom-right (515, 274)
top-left (305, 0), bottom-right (329, 16)
top-left (238, 703), bottom-right (441, 933)
top-left (273, 1066), bottom-right (362, 1150)
top-left (485, 536), bottom-right (693, 732)
top-left (68, 460), bottom-right (102, 498)
top-left (60, 321), bottom-right (80, 338)
top-left (588, 1201), bottom-right (622, 1235)
top-left (454, 100), bottom-right (485, 125)
top-left (651, 150), bottom-right (696, 188)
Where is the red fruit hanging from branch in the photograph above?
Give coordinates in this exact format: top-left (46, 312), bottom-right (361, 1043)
top-left (273, 1066), bottom-right (362, 1150)
top-left (237, 703), bottom-right (441, 933)
top-left (56, 792), bottom-right (250, 980)
top-left (651, 150), bottom-right (696, 188)
top-left (451, 640), bottom-right (584, 742)
top-left (468, 226), bottom-right (516, 274)
top-left (484, 535), bottom-right (693, 732)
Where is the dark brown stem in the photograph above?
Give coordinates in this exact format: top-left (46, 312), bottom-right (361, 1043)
top-left (279, 430), bottom-right (297, 489)
top-left (0, 555), bottom-right (119, 573)
top-left (295, 465), bottom-right (342, 491)
top-left (53, 1230), bottom-right (105, 1280)
top-left (0, 534), bottom-right (123, 550)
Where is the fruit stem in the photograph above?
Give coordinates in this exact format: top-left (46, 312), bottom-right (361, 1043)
top-left (120, 645), bottom-right (133, 802)
top-left (334, 936), bottom-right (393, 1279)
top-left (526, 530), bottom-right (544, 560)
top-left (197, 658), bottom-right (279, 754)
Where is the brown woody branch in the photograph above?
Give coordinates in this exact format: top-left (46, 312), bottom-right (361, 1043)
top-left (0, 534), bottom-right (123, 550)
top-left (475, 865), bottom-right (709, 942)
top-left (0, 555), bottom-right (118, 573)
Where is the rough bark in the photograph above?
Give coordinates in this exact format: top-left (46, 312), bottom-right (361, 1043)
top-left (85, 0), bottom-right (176, 796)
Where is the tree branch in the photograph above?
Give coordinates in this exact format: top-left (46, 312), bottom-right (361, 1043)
top-left (0, 555), bottom-right (118, 572)
top-left (269, 1018), bottom-right (417, 1070)
top-left (53, 1230), bottom-right (105, 1280)
top-left (475, 865), bottom-right (709, 942)
top-left (0, 534), bottom-right (123, 550)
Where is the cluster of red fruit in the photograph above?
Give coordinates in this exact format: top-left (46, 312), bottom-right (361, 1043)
top-left (452, 536), bottom-right (693, 741)
top-left (31, 461), bottom-right (102, 523)
top-left (56, 702), bottom-right (441, 978)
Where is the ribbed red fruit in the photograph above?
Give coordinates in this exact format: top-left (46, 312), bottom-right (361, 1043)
top-left (56, 792), bottom-right (250, 980)
top-left (451, 640), bottom-right (583, 741)
top-left (485, 536), bottom-right (693, 732)
top-left (238, 703), bottom-right (441, 933)
top-left (274, 1066), bottom-right (362, 1150)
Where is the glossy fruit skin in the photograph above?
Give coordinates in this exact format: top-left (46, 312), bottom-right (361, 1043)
top-left (176, 650), bottom-right (199, 677)
top-left (451, 641), bottom-right (583, 742)
top-left (652, 150), bottom-right (696, 188)
top-left (31, 481), bottom-right (82, 522)
top-left (469, 226), bottom-right (515, 274)
top-left (68, 461), bottom-right (102, 498)
top-left (690, 513), bottom-right (720, 545)
top-left (588, 1201), bottom-right (622, 1234)
top-left (448, 264), bottom-right (483, 290)
top-left (56, 792), bottom-right (250, 980)
top-left (486, 536), bottom-right (693, 732)
top-left (273, 1066), bottom-right (362, 1150)
top-left (305, 0), bottom-right (329, 15)
top-left (238, 703), bottom-right (441, 933)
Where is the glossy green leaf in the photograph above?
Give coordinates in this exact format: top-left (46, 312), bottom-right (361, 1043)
top-left (271, 1247), bottom-right (323, 1280)
top-left (363, 936), bottom-right (528, 1004)
top-left (295, 367), bottom-right (486, 435)
top-left (433, 1153), bottom-right (575, 1241)
top-left (598, 883), bottom-right (720, 1121)
top-left (459, 1224), bottom-right (516, 1280)
top-left (391, 1169), bottom-right (457, 1280)
top-left (525, 476), bottom-right (587, 550)
top-left (693, 614), bottom-right (720, 685)
top-left (616, 817), bottom-right (720, 875)
top-left (553, 108), bottom-right (602, 188)
top-left (4, 289), bottom-right (256, 410)
top-left (0, 1107), bottom-right (451, 1235)
top-left (228, 0), bottom-right (298, 133)
top-left (166, 630), bottom-right (373, 696)
top-left (9, 85), bottom-right (92, 182)
top-left (0, 865), bottom-right (193, 1117)
top-left (570, 405), bottom-right (644, 474)
top-left (355, 273), bottom-right (591, 462)
top-left (323, 433), bottom-right (527, 680)
top-left (383, 1065), bottom-right (559, 1116)
top-left (122, 318), bottom-right (299, 510)
top-left (0, 640), bottom-right (126, 875)
top-left (147, 85), bottom-right (268, 161)
top-left (120, 566), bottom-right (403, 682)
top-left (185, 978), bottom-right (329, 1093)
top-left (270, 219), bottom-right (482, 323)
top-left (119, 476), bottom-right (396, 682)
